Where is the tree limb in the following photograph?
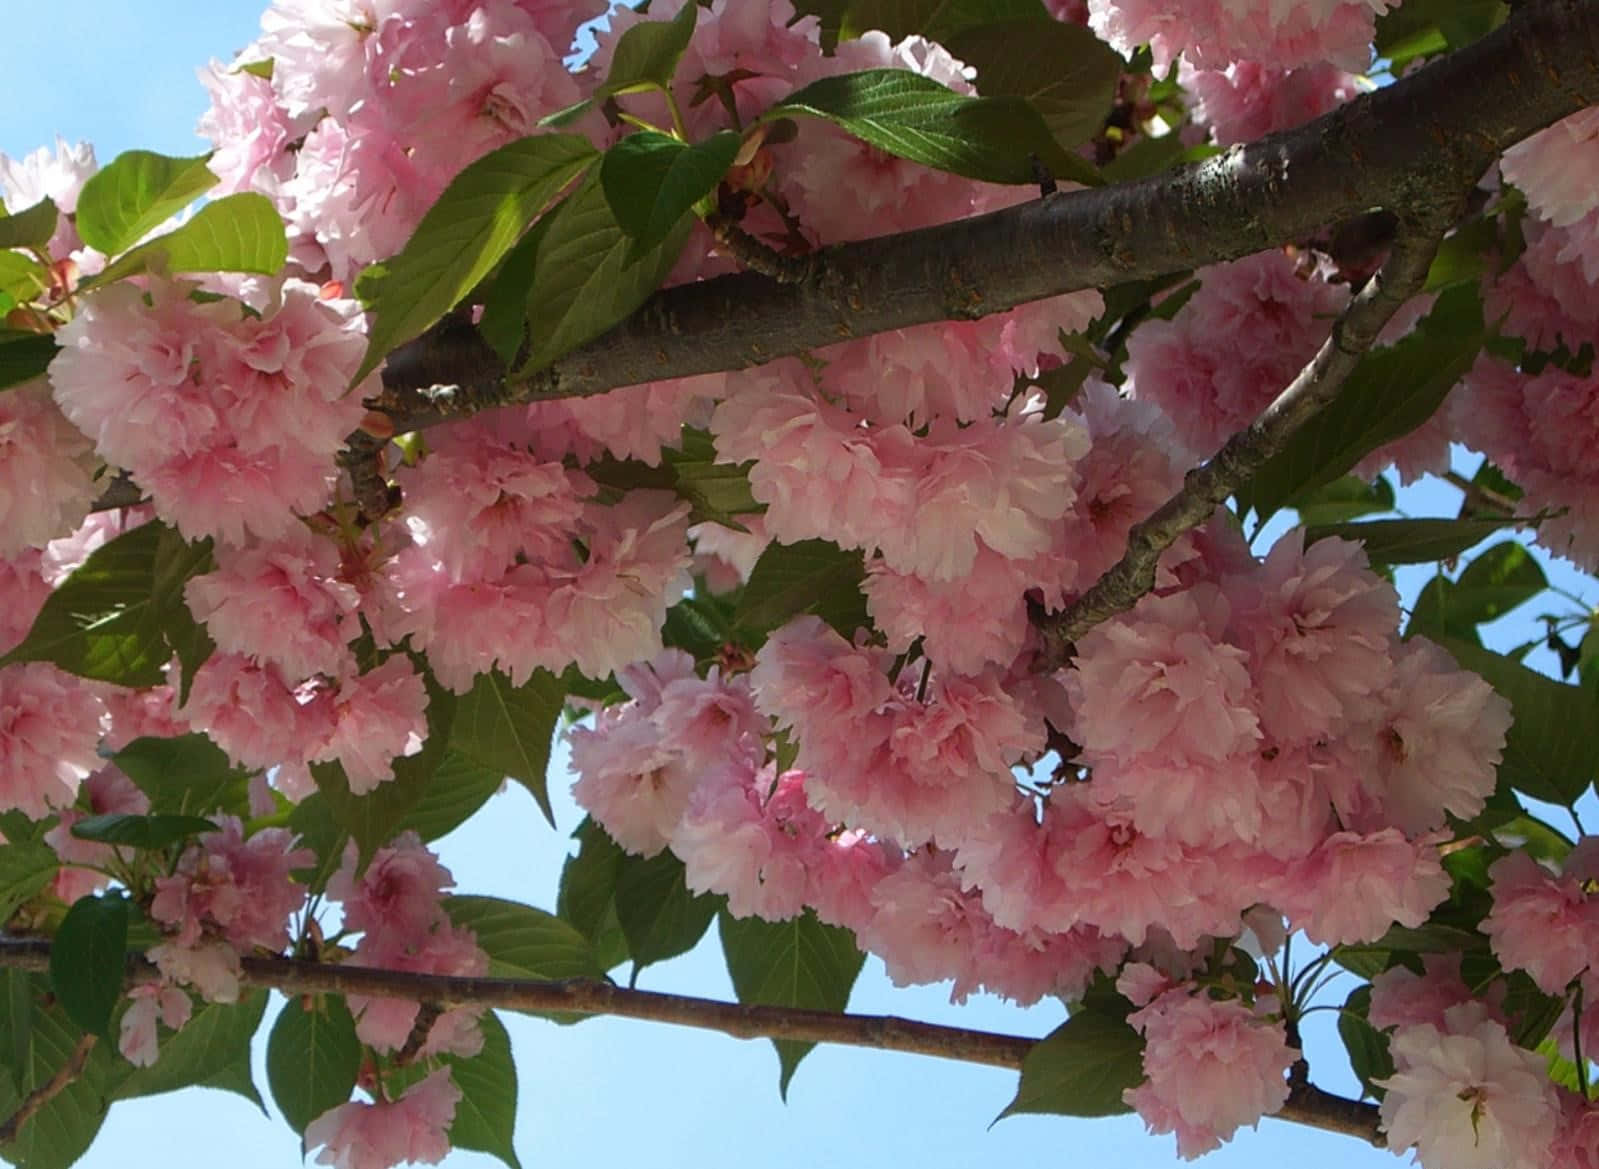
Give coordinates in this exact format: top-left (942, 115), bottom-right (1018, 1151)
top-left (0, 1032), bottom-right (96, 1145)
top-left (0, 936), bottom-right (1379, 1143)
top-left (370, 0), bottom-right (1599, 431)
top-left (1031, 212), bottom-right (1453, 666)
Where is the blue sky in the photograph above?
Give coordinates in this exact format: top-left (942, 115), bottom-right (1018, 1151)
top-left (6, 4), bottom-right (1577, 1168)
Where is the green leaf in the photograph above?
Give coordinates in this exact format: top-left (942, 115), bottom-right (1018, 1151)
top-left (69, 813), bottom-right (217, 849)
top-left (1338, 985), bottom-right (1393, 1100)
top-left (598, 1), bottom-right (698, 97)
top-left (763, 69), bottom-right (1091, 185)
top-left (665, 430), bottom-right (762, 525)
top-left (312, 668), bottom-right (456, 865)
top-left (1451, 541), bottom-right (1546, 624)
top-left (518, 171), bottom-right (695, 373)
top-left (1289, 474), bottom-right (1395, 527)
top-left (267, 995), bottom-right (362, 1135)
top-left (613, 848), bottom-right (719, 970)
top-left (947, 20), bottom-right (1120, 150)
top-left (90, 193), bottom-right (288, 286)
top-left (443, 1012), bottom-right (521, 1169)
top-left (1434, 636), bottom-right (1599, 807)
top-left (0, 197), bottom-right (59, 251)
top-left (112, 991), bottom-right (267, 1104)
top-left (998, 1009), bottom-right (1144, 1120)
top-left (112, 733), bottom-right (253, 817)
top-left (0, 987), bottom-right (120, 1169)
top-left (1305, 517), bottom-right (1520, 565)
top-left (841, 0), bottom-right (1049, 42)
top-left (397, 748), bottom-right (506, 842)
top-left (718, 909), bottom-right (864, 1096)
top-left (0, 328), bottom-right (57, 391)
top-left (557, 818), bottom-right (631, 972)
top-left (476, 210), bottom-right (554, 366)
top-left (452, 669), bottom-right (565, 827)
top-left (353, 133), bottom-right (598, 382)
top-left (0, 840), bottom-right (59, 923)
top-left (444, 895), bottom-right (605, 981)
top-left (735, 539), bottom-right (868, 640)
top-left (75, 152), bottom-right (217, 258)
top-left (49, 894), bottom-right (129, 1038)
top-left (602, 130), bottom-right (742, 259)
top-left (1406, 575), bottom-right (1480, 644)
top-left (1244, 284), bottom-right (1485, 522)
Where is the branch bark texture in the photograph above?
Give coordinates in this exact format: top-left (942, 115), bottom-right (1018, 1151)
top-left (373, 0), bottom-right (1599, 429)
top-left (0, 936), bottom-right (1379, 1144)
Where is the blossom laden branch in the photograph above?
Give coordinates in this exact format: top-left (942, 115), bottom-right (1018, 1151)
top-left (370, 0), bottom-right (1599, 432)
top-left (0, 935), bottom-right (1378, 1143)
top-left (1032, 215), bottom-right (1454, 666)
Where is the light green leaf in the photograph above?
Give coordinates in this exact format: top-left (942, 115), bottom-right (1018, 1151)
top-left (74, 151), bottom-right (217, 257)
top-left (0, 197), bottom-right (59, 251)
top-left (0, 841), bottom-right (58, 923)
top-left (49, 894), bottom-right (130, 1038)
top-left (266, 996), bottom-right (362, 1136)
top-left (397, 748), bottom-right (506, 842)
top-left (0, 987), bottom-right (121, 1169)
top-left (444, 895), bottom-right (605, 982)
top-left (998, 1009), bottom-right (1144, 1120)
top-left (718, 909), bottom-right (864, 1096)
top-left (762, 68), bottom-right (1092, 185)
top-left (518, 171), bottom-right (695, 373)
top-left (91, 193), bottom-right (287, 285)
top-left (599, 0), bottom-right (698, 97)
top-left (452, 669), bottom-right (564, 827)
top-left (112, 991), bottom-right (267, 1104)
top-left (735, 539), bottom-right (868, 640)
top-left (1451, 540), bottom-right (1547, 624)
top-left (601, 130), bottom-right (742, 259)
top-left (353, 133), bottom-right (597, 382)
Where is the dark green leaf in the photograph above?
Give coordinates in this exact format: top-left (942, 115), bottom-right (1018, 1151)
top-left (598, 1), bottom-right (698, 96)
top-left (1434, 636), bottom-right (1599, 806)
top-left (0, 197), bottom-right (59, 251)
top-left (665, 430), bottom-right (762, 525)
top-left (112, 733), bottom-right (253, 817)
top-left (1338, 985), bottom-right (1392, 1099)
top-left (1244, 284), bottom-right (1484, 522)
top-left (0, 330), bottom-right (57, 391)
top-left (841, 0), bottom-right (1049, 42)
top-left (351, 133), bottom-right (598, 381)
top-left (90, 193), bottom-right (288, 286)
top-left (444, 895), bottom-right (605, 981)
top-left (613, 848), bottom-right (719, 970)
top-left (50, 894), bottom-right (129, 1038)
top-left (0, 841), bottom-right (58, 923)
top-left (763, 69), bottom-right (1093, 186)
top-left (285, 794), bottom-right (350, 897)
top-left (1305, 517), bottom-right (1519, 565)
top-left (602, 130), bottom-right (742, 259)
top-left (999, 1009), bottom-right (1144, 1120)
top-left (947, 20), bottom-right (1120, 150)
top-left (266, 995), bottom-right (362, 1135)
top-left (1451, 541), bottom-right (1546, 624)
top-left (1097, 131), bottom-right (1188, 184)
top-left (0, 987), bottom-right (120, 1169)
top-left (1289, 474), bottom-right (1395, 527)
top-left (69, 813), bottom-right (217, 849)
top-left (477, 210), bottom-right (553, 366)
top-left (397, 748), bottom-right (506, 842)
top-left (112, 991), bottom-right (266, 1103)
top-left (1406, 575), bottom-right (1481, 644)
top-left (718, 909), bottom-right (864, 1096)
top-left (519, 171), bottom-right (695, 373)
top-left (736, 539), bottom-right (868, 640)
top-left (557, 818), bottom-right (631, 972)
top-left (74, 151), bottom-right (217, 257)
top-left (452, 669), bottom-right (564, 827)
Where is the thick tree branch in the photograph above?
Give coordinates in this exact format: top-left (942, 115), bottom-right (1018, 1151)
top-left (0, 936), bottom-right (1378, 1142)
top-left (1031, 214), bottom-right (1452, 665)
top-left (371, 0), bottom-right (1599, 430)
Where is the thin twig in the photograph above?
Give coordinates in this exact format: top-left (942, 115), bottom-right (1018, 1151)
top-left (1032, 215), bottom-right (1455, 668)
top-left (0, 1032), bottom-right (97, 1144)
top-left (0, 937), bottom-right (1381, 1144)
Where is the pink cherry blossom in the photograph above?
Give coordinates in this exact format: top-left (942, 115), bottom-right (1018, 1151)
top-left (0, 663), bottom-right (108, 817)
top-left (305, 1067), bottom-right (462, 1169)
top-left (118, 984), bottom-right (193, 1068)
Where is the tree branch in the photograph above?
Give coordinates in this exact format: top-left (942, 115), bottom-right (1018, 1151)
top-left (0, 936), bottom-right (1379, 1144)
top-left (1031, 213), bottom-right (1453, 666)
top-left (0, 1032), bottom-right (96, 1145)
top-left (370, 0), bottom-right (1599, 431)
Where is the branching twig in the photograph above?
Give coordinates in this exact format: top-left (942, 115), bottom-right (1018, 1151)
top-left (367, 0), bottom-right (1599, 432)
top-left (0, 1033), bottom-right (97, 1145)
top-left (1031, 215), bottom-right (1455, 668)
top-left (0, 937), bottom-right (1380, 1144)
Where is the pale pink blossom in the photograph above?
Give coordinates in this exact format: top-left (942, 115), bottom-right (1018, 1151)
top-left (0, 663), bottom-right (107, 817)
top-left (1501, 107), bottom-right (1599, 229)
top-left (1182, 60), bottom-right (1359, 145)
top-left (327, 833), bottom-right (454, 941)
top-left (148, 939), bottom-right (242, 1003)
top-left (305, 1067), bottom-right (461, 1169)
top-left (310, 657), bottom-right (429, 794)
top-left (150, 816), bottom-right (312, 952)
top-left (0, 379), bottom-right (98, 556)
top-left (1088, 0), bottom-right (1393, 73)
top-left (1267, 828), bottom-right (1451, 945)
top-left (45, 766), bottom-right (150, 904)
top-left (1368, 953), bottom-right (1494, 1032)
top-left (1483, 846), bottom-right (1599, 994)
top-left (118, 984), bottom-right (193, 1068)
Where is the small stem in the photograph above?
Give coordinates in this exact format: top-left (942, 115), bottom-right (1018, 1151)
top-left (0, 1033), bottom-right (97, 1144)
